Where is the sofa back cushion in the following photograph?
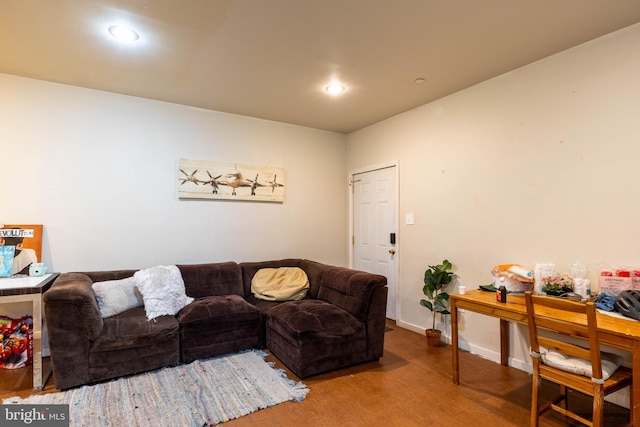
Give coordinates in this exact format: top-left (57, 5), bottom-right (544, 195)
top-left (299, 260), bottom-right (333, 299)
top-left (177, 262), bottom-right (243, 298)
top-left (317, 267), bottom-right (387, 322)
top-left (82, 270), bottom-right (137, 283)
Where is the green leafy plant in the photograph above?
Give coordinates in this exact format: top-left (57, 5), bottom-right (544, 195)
top-left (420, 259), bottom-right (454, 331)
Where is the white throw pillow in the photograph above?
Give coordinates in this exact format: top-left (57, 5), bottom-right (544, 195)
top-left (92, 277), bottom-right (144, 318)
top-left (539, 345), bottom-right (624, 381)
top-left (134, 265), bottom-right (194, 320)
top-left (251, 267), bottom-right (309, 301)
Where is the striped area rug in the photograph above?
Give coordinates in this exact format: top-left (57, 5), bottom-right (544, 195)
top-left (4, 350), bottom-right (308, 426)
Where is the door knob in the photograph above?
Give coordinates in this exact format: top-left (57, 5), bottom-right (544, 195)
top-left (389, 249), bottom-right (396, 255)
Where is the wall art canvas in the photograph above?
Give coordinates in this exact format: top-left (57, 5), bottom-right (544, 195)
top-left (178, 159), bottom-right (286, 202)
top-left (0, 224), bottom-right (43, 275)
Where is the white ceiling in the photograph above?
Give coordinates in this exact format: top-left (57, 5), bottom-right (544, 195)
top-left (2, 1), bottom-right (640, 133)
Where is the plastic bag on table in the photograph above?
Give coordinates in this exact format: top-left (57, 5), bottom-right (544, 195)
top-left (0, 315), bottom-right (33, 369)
top-left (492, 264), bottom-right (534, 293)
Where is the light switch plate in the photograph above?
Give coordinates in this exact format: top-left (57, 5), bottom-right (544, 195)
top-left (406, 214), bottom-right (414, 225)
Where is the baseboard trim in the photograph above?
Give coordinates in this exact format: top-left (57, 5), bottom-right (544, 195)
top-left (395, 319), bottom-right (532, 372)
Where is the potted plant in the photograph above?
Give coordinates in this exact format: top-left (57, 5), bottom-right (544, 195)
top-left (420, 259), bottom-right (454, 347)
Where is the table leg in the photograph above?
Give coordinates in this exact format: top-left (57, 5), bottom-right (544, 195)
top-left (500, 319), bottom-right (509, 366)
top-left (31, 294), bottom-right (43, 391)
top-left (632, 340), bottom-right (640, 426)
top-left (451, 298), bottom-right (459, 384)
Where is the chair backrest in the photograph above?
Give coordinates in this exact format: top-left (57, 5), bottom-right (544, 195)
top-left (525, 291), bottom-right (603, 381)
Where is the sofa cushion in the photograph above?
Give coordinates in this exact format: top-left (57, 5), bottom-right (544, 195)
top-left (245, 296), bottom-right (287, 314)
top-left (177, 295), bottom-right (262, 362)
top-left (266, 299), bottom-right (366, 378)
top-left (82, 270), bottom-right (136, 283)
top-left (134, 265), bottom-right (194, 320)
top-left (90, 307), bottom-right (179, 352)
top-left (178, 262), bottom-right (243, 298)
top-left (177, 295), bottom-right (259, 325)
top-left (251, 267), bottom-right (309, 301)
top-left (317, 267), bottom-right (387, 322)
top-left (539, 345), bottom-right (624, 381)
top-left (267, 300), bottom-right (365, 344)
top-left (93, 277), bottom-right (144, 318)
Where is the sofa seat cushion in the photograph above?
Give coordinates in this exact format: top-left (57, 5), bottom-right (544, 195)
top-left (177, 295), bottom-right (262, 362)
top-left (90, 307), bottom-right (179, 353)
top-left (266, 300), bottom-right (366, 378)
top-left (178, 295), bottom-right (259, 325)
top-left (245, 295), bottom-right (282, 314)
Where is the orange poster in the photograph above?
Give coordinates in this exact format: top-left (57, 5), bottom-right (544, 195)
top-left (0, 224), bottom-right (43, 275)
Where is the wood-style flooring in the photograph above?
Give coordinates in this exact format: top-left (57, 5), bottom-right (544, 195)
top-left (0, 320), bottom-right (631, 426)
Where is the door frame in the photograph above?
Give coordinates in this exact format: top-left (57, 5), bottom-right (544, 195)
top-left (348, 160), bottom-right (399, 319)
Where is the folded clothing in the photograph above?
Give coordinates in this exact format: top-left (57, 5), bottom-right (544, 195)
top-left (596, 293), bottom-right (617, 312)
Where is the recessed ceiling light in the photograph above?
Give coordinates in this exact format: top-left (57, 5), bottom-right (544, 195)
top-left (326, 84), bottom-right (346, 95)
top-left (415, 78), bottom-right (425, 84)
top-left (108, 25), bottom-right (140, 42)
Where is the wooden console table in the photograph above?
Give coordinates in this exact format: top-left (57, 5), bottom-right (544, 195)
top-left (0, 273), bottom-right (58, 391)
top-left (450, 289), bottom-right (640, 426)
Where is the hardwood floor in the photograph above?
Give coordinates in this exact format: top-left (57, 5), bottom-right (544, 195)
top-left (0, 320), bottom-right (631, 426)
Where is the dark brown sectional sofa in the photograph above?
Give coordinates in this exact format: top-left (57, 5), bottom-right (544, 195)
top-left (43, 259), bottom-right (388, 390)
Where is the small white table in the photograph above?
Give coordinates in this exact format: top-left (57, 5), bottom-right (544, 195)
top-left (0, 273), bottom-right (58, 391)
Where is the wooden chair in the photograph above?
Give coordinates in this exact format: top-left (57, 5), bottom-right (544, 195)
top-left (524, 291), bottom-right (632, 427)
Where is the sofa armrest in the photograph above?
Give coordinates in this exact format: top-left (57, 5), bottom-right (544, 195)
top-left (317, 267), bottom-right (387, 322)
top-left (43, 273), bottom-right (104, 389)
top-left (44, 273), bottom-right (104, 340)
top-left (364, 284), bottom-right (388, 360)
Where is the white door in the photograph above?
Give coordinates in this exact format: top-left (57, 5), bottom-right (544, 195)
top-left (352, 166), bottom-right (397, 320)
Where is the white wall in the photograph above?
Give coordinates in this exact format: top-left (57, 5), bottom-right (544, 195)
top-left (0, 74), bottom-right (348, 272)
top-left (347, 22), bottom-right (640, 375)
